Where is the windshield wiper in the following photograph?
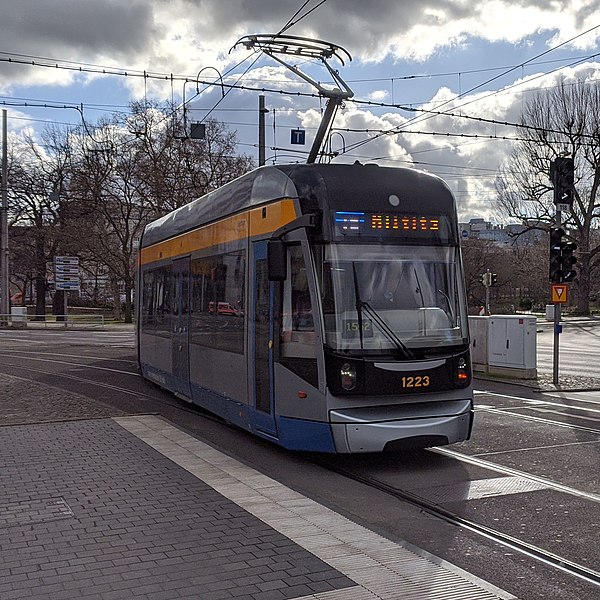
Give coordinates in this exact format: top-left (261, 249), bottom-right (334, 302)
top-left (359, 300), bottom-right (415, 359)
top-left (351, 262), bottom-right (365, 349)
top-left (351, 262), bottom-right (414, 359)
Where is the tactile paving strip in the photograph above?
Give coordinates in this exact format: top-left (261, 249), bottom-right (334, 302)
top-left (116, 415), bottom-right (517, 600)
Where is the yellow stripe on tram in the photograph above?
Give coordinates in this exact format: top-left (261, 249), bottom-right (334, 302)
top-left (139, 198), bottom-right (298, 266)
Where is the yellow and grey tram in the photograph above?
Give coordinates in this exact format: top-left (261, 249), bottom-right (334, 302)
top-left (137, 163), bottom-right (473, 452)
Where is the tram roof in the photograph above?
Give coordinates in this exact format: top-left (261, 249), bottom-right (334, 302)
top-left (141, 163), bottom-right (454, 248)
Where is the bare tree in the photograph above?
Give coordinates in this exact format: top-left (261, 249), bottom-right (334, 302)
top-left (496, 76), bottom-right (600, 314)
top-left (6, 102), bottom-right (254, 322)
top-left (125, 101), bottom-right (254, 214)
top-left (67, 104), bottom-right (254, 322)
top-left (7, 128), bottom-right (76, 317)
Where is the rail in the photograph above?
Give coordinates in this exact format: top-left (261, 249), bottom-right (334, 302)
top-left (0, 313), bottom-right (106, 329)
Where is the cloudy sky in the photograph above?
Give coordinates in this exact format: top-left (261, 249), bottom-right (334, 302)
top-left (1, 0), bottom-right (599, 220)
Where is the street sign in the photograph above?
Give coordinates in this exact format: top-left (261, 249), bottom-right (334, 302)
top-left (551, 284), bottom-right (568, 303)
top-left (55, 273), bottom-right (78, 280)
top-left (55, 256), bottom-right (79, 266)
top-left (291, 129), bottom-right (306, 145)
top-left (56, 281), bottom-right (81, 291)
top-left (55, 256), bottom-right (80, 291)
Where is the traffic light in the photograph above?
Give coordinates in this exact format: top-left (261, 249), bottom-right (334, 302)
top-left (562, 240), bottom-right (578, 282)
top-left (491, 273), bottom-right (498, 286)
top-left (549, 227), bottom-right (577, 283)
top-left (550, 157), bottom-right (575, 205)
top-left (549, 227), bottom-right (563, 282)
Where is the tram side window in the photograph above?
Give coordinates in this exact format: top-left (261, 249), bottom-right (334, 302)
top-left (141, 265), bottom-right (172, 337)
top-left (190, 250), bottom-right (245, 354)
top-left (281, 245), bottom-right (316, 352)
top-left (141, 270), bottom-right (155, 327)
top-left (190, 257), bottom-right (215, 347)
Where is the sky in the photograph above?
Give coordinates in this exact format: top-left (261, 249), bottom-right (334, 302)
top-left (1, 0), bottom-right (600, 222)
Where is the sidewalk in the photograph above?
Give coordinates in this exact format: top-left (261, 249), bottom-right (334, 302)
top-left (0, 389), bottom-right (515, 599)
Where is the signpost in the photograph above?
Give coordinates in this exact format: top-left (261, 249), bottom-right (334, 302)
top-left (54, 256), bottom-right (79, 327)
top-left (549, 155), bottom-right (577, 385)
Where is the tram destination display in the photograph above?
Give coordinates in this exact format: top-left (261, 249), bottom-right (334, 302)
top-left (333, 211), bottom-right (453, 242)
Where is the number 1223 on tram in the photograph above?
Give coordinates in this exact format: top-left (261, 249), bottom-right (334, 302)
top-left (137, 163), bottom-right (474, 453)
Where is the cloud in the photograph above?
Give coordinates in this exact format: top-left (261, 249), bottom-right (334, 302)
top-left (1, 0), bottom-right (599, 85)
top-left (0, 1), bottom-right (156, 86)
top-left (1, 0), bottom-right (599, 221)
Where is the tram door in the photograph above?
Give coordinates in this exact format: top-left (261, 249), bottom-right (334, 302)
top-left (251, 241), bottom-right (277, 437)
top-left (172, 256), bottom-right (191, 399)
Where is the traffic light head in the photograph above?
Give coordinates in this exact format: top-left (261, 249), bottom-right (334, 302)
top-left (491, 273), bottom-right (498, 286)
top-left (549, 227), bottom-right (577, 283)
top-left (562, 241), bottom-right (577, 282)
top-left (551, 157), bottom-right (575, 205)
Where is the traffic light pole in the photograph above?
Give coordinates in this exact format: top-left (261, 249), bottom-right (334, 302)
top-left (549, 155), bottom-right (577, 387)
top-left (485, 269), bottom-right (491, 315)
top-left (553, 208), bottom-right (562, 385)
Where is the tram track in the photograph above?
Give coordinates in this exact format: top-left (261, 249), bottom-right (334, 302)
top-left (3, 348), bottom-right (599, 419)
top-left (475, 406), bottom-right (600, 436)
top-left (314, 456), bottom-right (600, 590)
top-left (432, 446), bottom-right (600, 503)
top-left (0, 356), bottom-right (211, 424)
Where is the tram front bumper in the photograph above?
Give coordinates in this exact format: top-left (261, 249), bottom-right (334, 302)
top-left (329, 409), bottom-right (473, 453)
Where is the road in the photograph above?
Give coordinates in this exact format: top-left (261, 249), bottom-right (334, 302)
top-left (536, 318), bottom-right (600, 380)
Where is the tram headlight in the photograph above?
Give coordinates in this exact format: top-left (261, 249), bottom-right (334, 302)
top-left (340, 362), bottom-right (357, 390)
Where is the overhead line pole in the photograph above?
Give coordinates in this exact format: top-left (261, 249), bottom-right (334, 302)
top-left (258, 95), bottom-right (267, 166)
top-left (0, 109), bottom-right (8, 322)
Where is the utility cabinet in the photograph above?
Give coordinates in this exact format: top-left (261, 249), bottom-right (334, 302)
top-left (488, 315), bottom-right (537, 378)
top-left (468, 316), bottom-right (488, 373)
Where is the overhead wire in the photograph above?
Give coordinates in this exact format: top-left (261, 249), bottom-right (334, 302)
top-left (2, 56), bottom-right (599, 159)
top-left (1, 16), bottom-right (599, 169)
top-left (338, 24), bottom-right (600, 156)
top-left (181, 0), bottom-right (329, 129)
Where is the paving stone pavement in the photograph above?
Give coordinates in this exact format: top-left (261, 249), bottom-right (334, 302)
top-left (0, 418), bottom-right (354, 600)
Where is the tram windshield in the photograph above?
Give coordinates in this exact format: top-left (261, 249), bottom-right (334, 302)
top-left (319, 244), bottom-right (468, 354)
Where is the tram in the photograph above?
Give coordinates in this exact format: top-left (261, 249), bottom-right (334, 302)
top-left (136, 163), bottom-right (473, 452)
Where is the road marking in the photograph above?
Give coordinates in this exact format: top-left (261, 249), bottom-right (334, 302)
top-left (433, 447), bottom-right (600, 504)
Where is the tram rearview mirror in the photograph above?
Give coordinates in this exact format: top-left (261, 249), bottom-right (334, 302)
top-left (268, 239), bottom-right (287, 281)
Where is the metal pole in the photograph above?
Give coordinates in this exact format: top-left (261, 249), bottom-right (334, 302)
top-left (552, 208), bottom-right (562, 385)
top-left (0, 109), bottom-right (9, 322)
top-left (485, 269), bottom-right (491, 316)
top-left (258, 95), bottom-right (267, 166)
top-left (63, 290), bottom-right (68, 329)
